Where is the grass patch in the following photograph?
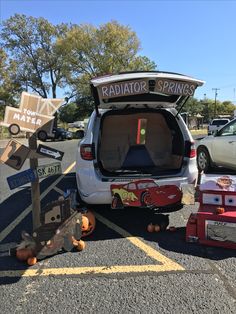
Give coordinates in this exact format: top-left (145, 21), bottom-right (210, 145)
top-left (190, 128), bottom-right (207, 135)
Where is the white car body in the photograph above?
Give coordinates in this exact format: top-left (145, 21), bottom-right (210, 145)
top-left (197, 118), bottom-right (236, 172)
top-left (76, 71), bottom-right (204, 205)
top-left (207, 118), bottom-right (230, 135)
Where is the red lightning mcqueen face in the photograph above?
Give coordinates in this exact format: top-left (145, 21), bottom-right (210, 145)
top-left (111, 179), bottom-right (182, 209)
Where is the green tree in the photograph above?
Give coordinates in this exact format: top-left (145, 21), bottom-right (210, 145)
top-left (184, 97), bottom-right (204, 116)
top-left (57, 20), bottom-right (157, 99)
top-left (0, 48), bottom-right (21, 119)
top-left (0, 14), bottom-right (69, 98)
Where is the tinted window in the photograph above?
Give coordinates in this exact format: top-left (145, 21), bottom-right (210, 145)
top-left (212, 119), bottom-right (229, 126)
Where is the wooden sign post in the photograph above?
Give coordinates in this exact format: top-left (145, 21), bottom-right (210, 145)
top-left (28, 132), bottom-right (41, 231)
top-left (0, 92), bottom-right (64, 232)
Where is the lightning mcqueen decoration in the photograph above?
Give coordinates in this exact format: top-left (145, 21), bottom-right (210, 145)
top-left (111, 179), bottom-right (182, 209)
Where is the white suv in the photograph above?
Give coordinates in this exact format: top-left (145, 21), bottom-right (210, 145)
top-left (76, 71), bottom-right (204, 205)
top-left (207, 118), bottom-right (230, 135)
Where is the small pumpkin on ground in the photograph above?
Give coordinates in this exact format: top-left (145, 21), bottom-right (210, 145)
top-left (27, 257), bottom-right (37, 266)
top-left (81, 210), bottom-right (96, 237)
top-left (76, 240), bottom-right (86, 251)
top-left (147, 223), bottom-right (155, 233)
top-left (16, 248), bottom-right (34, 261)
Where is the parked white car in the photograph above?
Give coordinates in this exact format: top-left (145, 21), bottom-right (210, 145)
top-left (207, 118), bottom-right (230, 135)
top-left (76, 71), bottom-right (204, 205)
top-left (197, 118), bottom-right (236, 172)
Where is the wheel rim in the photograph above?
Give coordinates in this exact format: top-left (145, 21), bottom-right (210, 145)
top-left (143, 193), bottom-right (152, 205)
top-left (198, 151), bottom-right (208, 170)
top-left (9, 124), bottom-right (20, 135)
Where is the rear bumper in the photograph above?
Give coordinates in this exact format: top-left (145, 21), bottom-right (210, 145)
top-left (76, 166), bottom-right (198, 205)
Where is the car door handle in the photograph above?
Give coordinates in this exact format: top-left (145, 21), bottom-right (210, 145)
top-left (228, 141), bottom-right (236, 143)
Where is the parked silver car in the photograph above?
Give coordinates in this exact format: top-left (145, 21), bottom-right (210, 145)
top-left (197, 118), bottom-right (236, 172)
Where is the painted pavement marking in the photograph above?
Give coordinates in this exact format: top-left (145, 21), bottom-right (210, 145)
top-left (0, 160), bottom-right (184, 277)
top-left (94, 212), bottom-right (184, 272)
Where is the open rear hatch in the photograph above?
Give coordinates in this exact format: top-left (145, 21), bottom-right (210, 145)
top-left (91, 71), bottom-right (204, 176)
top-left (91, 71), bottom-right (204, 111)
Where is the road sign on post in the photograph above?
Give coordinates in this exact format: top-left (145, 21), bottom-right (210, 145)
top-left (36, 144), bottom-right (64, 161)
top-left (7, 168), bottom-right (37, 190)
top-left (36, 162), bottom-right (62, 179)
top-left (0, 139), bottom-right (30, 170)
top-left (28, 133), bottom-right (41, 231)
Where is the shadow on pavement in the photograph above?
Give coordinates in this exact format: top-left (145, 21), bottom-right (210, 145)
top-left (0, 172), bottom-right (235, 285)
top-left (0, 173), bottom-right (77, 285)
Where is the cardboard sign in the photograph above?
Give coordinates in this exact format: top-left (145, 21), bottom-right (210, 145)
top-left (155, 79), bottom-right (197, 96)
top-left (36, 162), bottom-right (62, 179)
top-left (36, 144), bottom-right (64, 161)
top-left (98, 79), bottom-right (149, 99)
top-left (0, 92), bottom-right (64, 134)
top-left (7, 168), bottom-right (37, 190)
top-left (17, 92), bottom-right (63, 116)
top-left (0, 139), bottom-right (30, 170)
top-left (3, 106), bottom-right (54, 134)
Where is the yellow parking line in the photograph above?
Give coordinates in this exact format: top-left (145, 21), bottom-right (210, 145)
top-left (0, 264), bottom-right (182, 278)
top-left (94, 212), bottom-right (184, 271)
top-left (0, 162), bottom-right (76, 242)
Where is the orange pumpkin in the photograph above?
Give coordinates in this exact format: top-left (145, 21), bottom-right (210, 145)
top-left (27, 257), bottom-right (37, 266)
top-left (81, 215), bottom-right (89, 231)
top-left (16, 248), bottom-right (34, 261)
top-left (154, 224), bottom-right (161, 232)
top-left (216, 207), bottom-right (225, 214)
top-left (76, 240), bottom-right (86, 251)
top-left (147, 223), bottom-right (155, 233)
top-left (81, 210), bottom-right (96, 237)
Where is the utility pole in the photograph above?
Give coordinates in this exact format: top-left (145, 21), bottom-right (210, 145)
top-left (212, 88), bottom-right (220, 118)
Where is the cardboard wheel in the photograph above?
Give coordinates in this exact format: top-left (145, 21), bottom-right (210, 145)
top-left (8, 124), bottom-right (20, 135)
top-left (141, 192), bottom-right (152, 206)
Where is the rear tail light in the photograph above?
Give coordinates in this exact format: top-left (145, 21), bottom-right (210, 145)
top-left (80, 144), bottom-right (95, 160)
top-left (185, 141), bottom-right (196, 158)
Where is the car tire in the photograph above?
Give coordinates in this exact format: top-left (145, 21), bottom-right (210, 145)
top-left (37, 130), bottom-right (47, 141)
top-left (197, 146), bottom-right (212, 173)
top-left (141, 191), bottom-right (152, 206)
top-left (8, 124), bottom-right (20, 135)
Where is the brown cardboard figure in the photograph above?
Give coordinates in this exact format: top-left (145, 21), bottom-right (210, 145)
top-left (0, 92), bottom-right (64, 135)
top-left (0, 139), bottom-right (30, 170)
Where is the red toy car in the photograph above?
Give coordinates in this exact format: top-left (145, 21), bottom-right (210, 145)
top-left (186, 174), bottom-right (236, 249)
top-left (111, 179), bottom-right (182, 209)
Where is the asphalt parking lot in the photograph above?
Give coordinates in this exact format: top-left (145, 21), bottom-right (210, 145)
top-left (0, 138), bottom-right (235, 313)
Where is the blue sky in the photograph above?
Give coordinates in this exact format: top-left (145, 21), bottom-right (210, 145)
top-left (1, 0), bottom-right (236, 103)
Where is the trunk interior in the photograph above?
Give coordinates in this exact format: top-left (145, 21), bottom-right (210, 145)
top-left (97, 109), bottom-right (185, 176)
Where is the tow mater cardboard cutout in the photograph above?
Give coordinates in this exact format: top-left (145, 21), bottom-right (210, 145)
top-left (13, 192), bottom-right (96, 265)
top-left (111, 179), bottom-right (182, 209)
top-left (186, 174), bottom-right (236, 249)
